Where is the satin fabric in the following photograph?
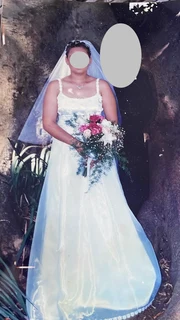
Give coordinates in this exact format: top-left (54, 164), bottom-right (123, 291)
top-left (26, 79), bottom-right (161, 320)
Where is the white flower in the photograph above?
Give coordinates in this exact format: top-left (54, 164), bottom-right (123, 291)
top-left (111, 124), bottom-right (119, 133)
top-left (101, 119), bottom-right (112, 128)
top-left (100, 133), bottom-right (117, 146)
top-left (102, 127), bottom-right (111, 135)
top-left (83, 129), bottom-right (91, 139)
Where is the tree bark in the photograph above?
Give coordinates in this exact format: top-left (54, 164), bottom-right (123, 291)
top-left (138, 10), bottom-right (180, 320)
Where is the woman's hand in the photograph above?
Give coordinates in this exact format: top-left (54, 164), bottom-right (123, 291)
top-left (72, 139), bottom-right (87, 158)
top-left (90, 159), bottom-right (98, 169)
top-left (74, 141), bottom-right (98, 169)
top-left (76, 145), bottom-right (86, 158)
top-left (72, 138), bottom-right (102, 170)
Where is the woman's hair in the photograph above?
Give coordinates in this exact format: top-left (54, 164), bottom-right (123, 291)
top-left (65, 40), bottom-right (91, 58)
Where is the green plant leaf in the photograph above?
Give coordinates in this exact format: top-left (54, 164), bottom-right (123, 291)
top-left (0, 279), bottom-right (26, 312)
top-left (0, 308), bottom-right (20, 320)
top-left (0, 292), bottom-right (26, 318)
top-left (15, 223), bottom-right (34, 264)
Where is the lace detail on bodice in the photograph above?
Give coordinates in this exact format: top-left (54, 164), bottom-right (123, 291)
top-left (57, 78), bottom-right (103, 117)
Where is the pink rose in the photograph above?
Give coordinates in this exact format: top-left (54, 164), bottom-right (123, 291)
top-left (89, 123), bottom-right (102, 135)
top-left (90, 115), bottom-right (105, 123)
top-left (79, 124), bottom-right (89, 132)
top-left (91, 127), bottom-right (102, 135)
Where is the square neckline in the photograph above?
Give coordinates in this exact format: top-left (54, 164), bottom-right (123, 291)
top-left (59, 92), bottom-right (101, 100)
top-left (57, 78), bottom-right (102, 100)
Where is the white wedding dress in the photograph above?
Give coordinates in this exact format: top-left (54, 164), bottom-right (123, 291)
top-left (26, 78), bottom-right (161, 320)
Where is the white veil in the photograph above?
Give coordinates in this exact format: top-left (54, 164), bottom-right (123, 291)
top-left (18, 40), bottom-right (122, 145)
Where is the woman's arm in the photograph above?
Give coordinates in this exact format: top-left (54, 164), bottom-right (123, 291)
top-left (99, 79), bottom-right (118, 124)
top-left (42, 80), bottom-right (82, 149)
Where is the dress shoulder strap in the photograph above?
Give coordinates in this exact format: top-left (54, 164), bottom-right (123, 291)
top-left (96, 78), bottom-right (99, 95)
top-left (58, 78), bottom-right (62, 94)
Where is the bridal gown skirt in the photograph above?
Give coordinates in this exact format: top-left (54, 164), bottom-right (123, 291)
top-left (26, 131), bottom-right (162, 320)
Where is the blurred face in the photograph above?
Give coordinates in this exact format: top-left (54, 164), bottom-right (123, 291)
top-left (65, 47), bottom-right (91, 73)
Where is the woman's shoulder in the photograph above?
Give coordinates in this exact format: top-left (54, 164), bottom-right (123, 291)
top-left (87, 77), bottom-right (110, 93)
top-left (45, 80), bottom-right (59, 96)
top-left (98, 78), bottom-right (108, 85)
top-left (87, 76), bottom-right (109, 86)
top-left (99, 79), bottom-right (110, 90)
top-left (48, 79), bottom-right (59, 86)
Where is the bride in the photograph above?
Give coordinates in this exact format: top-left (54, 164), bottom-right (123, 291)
top-left (20, 40), bottom-right (162, 320)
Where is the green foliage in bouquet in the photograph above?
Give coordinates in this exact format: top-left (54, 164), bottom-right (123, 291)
top-left (65, 113), bottom-right (132, 190)
top-left (9, 139), bottom-right (51, 265)
top-left (77, 133), bottom-right (131, 188)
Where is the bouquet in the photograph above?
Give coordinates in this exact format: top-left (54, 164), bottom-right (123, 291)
top-left (65, 113), bottom-right (129, 189)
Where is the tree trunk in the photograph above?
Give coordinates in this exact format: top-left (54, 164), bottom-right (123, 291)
top-left (138, 9), bottom-right (180, 320)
